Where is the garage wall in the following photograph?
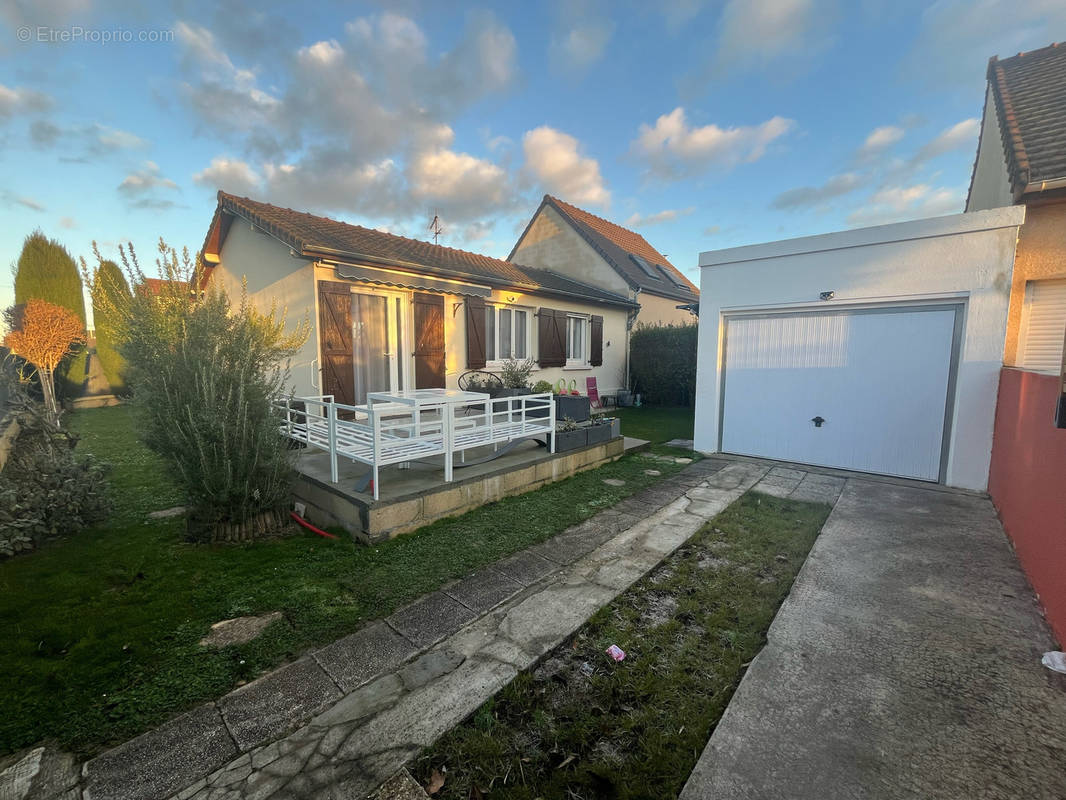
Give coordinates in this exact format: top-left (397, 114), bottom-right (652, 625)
top-left (693, 207), bottom-right (1025, 491)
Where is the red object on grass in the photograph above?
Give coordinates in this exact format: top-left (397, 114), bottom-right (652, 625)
top-left (289, 511), bottom-right (339, 540)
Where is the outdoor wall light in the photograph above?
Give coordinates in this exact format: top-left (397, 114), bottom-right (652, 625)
top-left (819, 290), bottom-right (835, 301)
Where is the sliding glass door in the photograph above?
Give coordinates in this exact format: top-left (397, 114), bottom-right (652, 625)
top-left (351, 290), bottom-right (407, 405)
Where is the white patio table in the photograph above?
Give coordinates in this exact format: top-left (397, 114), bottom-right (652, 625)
top-left (366, 388), bottom-right (489, 482)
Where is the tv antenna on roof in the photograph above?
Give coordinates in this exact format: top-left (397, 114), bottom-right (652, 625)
top-left (429, 211), bottom-right (444, 244)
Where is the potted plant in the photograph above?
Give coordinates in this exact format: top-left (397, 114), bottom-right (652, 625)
top-left (493, 358), bottom-right (536, 399)
top-left (554, 416), bottom-right (587, 452)
top-left (586, 416), bottom-right (613, 445)
top-left (528, 379), bottom-right (554, 418)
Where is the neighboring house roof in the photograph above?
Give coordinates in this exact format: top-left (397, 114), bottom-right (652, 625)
top-left (203, 192), bottom-right (637, 308)
top-left (509, 195), bottom-right (699, 303)
top-left (986, 41), bottom-right (1066, 199)
top-left (139, 277), bottom-right (185, 296)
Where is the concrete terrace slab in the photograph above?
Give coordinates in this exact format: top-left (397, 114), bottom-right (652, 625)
top-left (681, 479), bottom-right (1066, 800)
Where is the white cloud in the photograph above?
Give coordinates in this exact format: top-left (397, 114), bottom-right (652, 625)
top-left (911, 118), bottom-right (980, 164)
top-left (118, 161), bottom-right (180, 209)
top-left (846, 183), bottom-right (964, 227)
top-left (59, 216), bottom-right (77, 229)
top-left (858, 125), bottom-right (904, 157)
top-left (713, 0), bottom-right (835, 72)
top-left (193, 157), bottom-right (263, 196)
top-left (548, 0), bottom-right (615, 72)
top-left (522, 126), bottom-right (610, 207)
top-left (633, 107), bottom-right (794, 178)
top-left (2, 192), bottom-right (45, 212)
top-left (624, 207), bottom-right (695, 228)
top-left (772, 172), bottom-right (865, 209)
top-left (905, 0), bottom-right (1066, 85)
top-left (0, 83), bottom-right (51, 119)
top-left (174, 11), bottom-right (518, 227)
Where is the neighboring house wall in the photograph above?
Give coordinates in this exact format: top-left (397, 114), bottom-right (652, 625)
top-left (1003, 202), bottom-right (1066, 366)
top-left (635, 292), bottom-right (696, 327)
top-left (693, 208), bottom-right (1024, 491)
top-left (509, 205), bottom-right (632, 297)
top-left (966, 87), bottom-right (1014, 212)
top-left (988, 368), bottom-right (1066, 646)
top-left (213, 221), bottom-right (319, 396)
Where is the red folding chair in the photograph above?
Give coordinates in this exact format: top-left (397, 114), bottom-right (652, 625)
top-left (586, 377), bottom-right (603, 409)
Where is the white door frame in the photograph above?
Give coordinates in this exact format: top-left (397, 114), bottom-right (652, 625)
top-left (348, 285), bottom-right (411, 397)
top-left (717, 299), bottom-right (966, 483)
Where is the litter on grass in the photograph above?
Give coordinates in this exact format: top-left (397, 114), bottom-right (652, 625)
top-left (1042, 651), bottom-right (1066, 674)
top-left (606, 644), bottom-right (626, 662)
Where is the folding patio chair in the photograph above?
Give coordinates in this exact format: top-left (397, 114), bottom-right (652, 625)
top-left (586, 377), bottom-right (615, 411)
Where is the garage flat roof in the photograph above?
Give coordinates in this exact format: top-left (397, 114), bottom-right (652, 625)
top-left (699, 206), bottom-right (1026, 268)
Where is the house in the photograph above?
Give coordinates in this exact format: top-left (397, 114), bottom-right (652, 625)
top-left (964, 41), bottom-right (1066, 645)
top-left (199, 192), bottom-right (638, 405)
top-left (691, 209), bottom-right (1023, 493)
top-left (508, 195), bottom-right (700, 326)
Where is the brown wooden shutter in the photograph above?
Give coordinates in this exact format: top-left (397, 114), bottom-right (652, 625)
top-left (537, 308), bottom-right (566, 367)
top-left (413, 292), bottom-right (446, 388)
top-left (465, 296), bottom-right (486, 369)
top-left (590, 315), bottom-right (603, 366)
top-left (317, 281), bottom-right (355, 405)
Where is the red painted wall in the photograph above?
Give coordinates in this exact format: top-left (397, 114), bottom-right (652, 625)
top-left (988, 368), bottom-right (1066, 646)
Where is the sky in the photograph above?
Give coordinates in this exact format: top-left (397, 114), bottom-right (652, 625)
top-left (1, 0), bottom-right (1064, 316)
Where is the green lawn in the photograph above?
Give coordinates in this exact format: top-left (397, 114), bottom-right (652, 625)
top-left (613, 405), bottom-right (694, 444)
top-left (414, 492), bottom-right (831, 800)
top-left (0, 405), bottom-right (691, 758)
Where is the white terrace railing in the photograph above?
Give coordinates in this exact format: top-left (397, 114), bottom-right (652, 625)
top-left (274, 392), bottom-right (556, 500)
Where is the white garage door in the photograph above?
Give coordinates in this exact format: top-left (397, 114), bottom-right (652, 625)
top-left (720, 305), bottom-right (960, 481)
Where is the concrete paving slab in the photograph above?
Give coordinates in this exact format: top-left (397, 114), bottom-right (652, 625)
top-left (681, 479), bottom-right (1066, 800)
top-left (313, 623), bottom-right (418, 693)
top-left (528, 527), bottom-right (604, 565)
top-left (220, 658), bottom-right (341, 752)
top-left (489, 550), bottom-right (557, 586)
top-left (750, 480), bottom-right (795, 498)
top-left (442, 568), bottom-right (524, 613)
top-left (83, 703), bottom-right (237, 800)
top-left (387, 592), bottom-right (477, 648)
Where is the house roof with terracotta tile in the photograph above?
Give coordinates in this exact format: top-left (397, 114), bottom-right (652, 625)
top-left (509, 195), bottom-right (699, 303)
top-left (986, 41), bottom-right (1066, 199)
top-left (202, 192), bottom-right (637, 308)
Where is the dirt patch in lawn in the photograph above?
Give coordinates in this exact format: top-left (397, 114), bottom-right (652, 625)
top-left (412, 492), bottom-right (832, 800)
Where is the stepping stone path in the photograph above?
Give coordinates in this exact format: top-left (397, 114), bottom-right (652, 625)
top-left (602, 478), bottom-right (627, 486)
top-left (73, 457), bottom-right (845, 800)
top-left (147, 506), bottom-right (186, 520)
top-left (644, 469), bottom-right (662, 476)
top-left (200, 612), bottom-right (286, 648)
top-left (751, 467), bottom-right (846, 504)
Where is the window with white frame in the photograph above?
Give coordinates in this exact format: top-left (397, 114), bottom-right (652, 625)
top-left (485, 304), bottom-right (531, 362)
top-left (1018, 279), bottom-right (1066, 374)
top-left (566, 314), bottom-right (589, 366)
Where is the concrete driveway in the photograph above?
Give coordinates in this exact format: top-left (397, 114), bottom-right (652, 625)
top-left (681, 477), bottom-right (1066, 800)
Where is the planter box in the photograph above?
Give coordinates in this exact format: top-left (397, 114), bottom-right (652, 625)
top-left (554, 394), bottom-right (590, 423)
top-left (585, 423), bottom-right (612, 445)
top-left (609, 418), bottom-right (621, 439)
top-left (554, 428), bottom-right (588, 452)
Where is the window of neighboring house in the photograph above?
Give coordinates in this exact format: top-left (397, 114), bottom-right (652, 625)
top-left (485, 304), bottom-right (531, 363)
top-left (1018, 278), bottom-right (1066, 374)
top-left (566, 314), bottom-right (589, 366)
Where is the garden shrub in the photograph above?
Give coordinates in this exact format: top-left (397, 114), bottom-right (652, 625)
top-left (91, 259), bottom-right (132, 394)
top-left (92, 241), bottom-right (308, 542)
top-left (629, 322), bottom-right (698, 406)
top-left (0, 379), bottom-right (111, 557)
top-left (14, 230), bottom-right (88, 398)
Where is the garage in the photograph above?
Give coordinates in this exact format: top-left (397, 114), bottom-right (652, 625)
top-left (693, 208), bottom-right (1025, 491)
top-left (720, 305), bottom-right (961, 481)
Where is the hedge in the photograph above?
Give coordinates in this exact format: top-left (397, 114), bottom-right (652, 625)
top-left (92, 260), bottom-right (131, 394)
top-left (629, 322), bottom-right (698, 406)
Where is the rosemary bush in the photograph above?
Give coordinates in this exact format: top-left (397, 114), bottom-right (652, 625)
top-left (86, 240), bottom-right (308, 541)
